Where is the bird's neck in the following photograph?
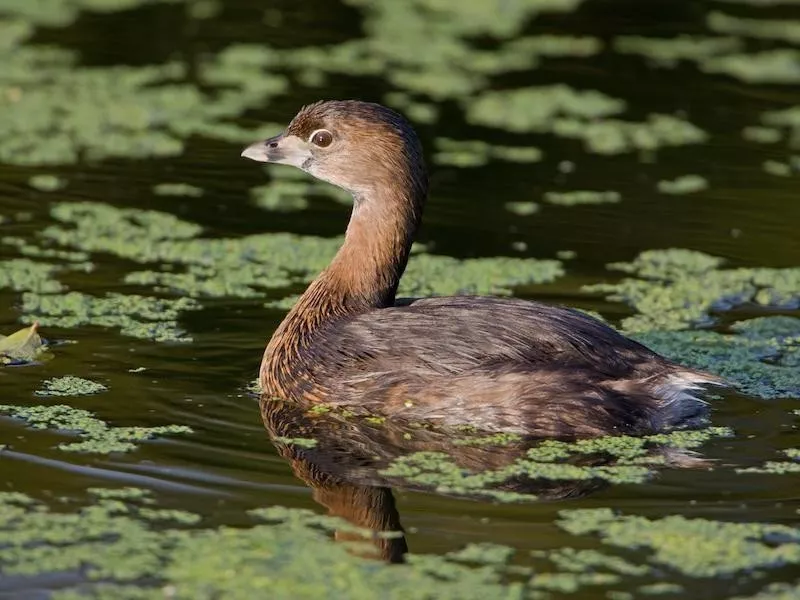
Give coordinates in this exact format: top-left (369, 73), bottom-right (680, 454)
top-left (262, 182), bottom-right (424, 384)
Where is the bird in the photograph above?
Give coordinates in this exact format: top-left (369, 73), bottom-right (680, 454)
top-left (242, 99), bottom-right (724, 438)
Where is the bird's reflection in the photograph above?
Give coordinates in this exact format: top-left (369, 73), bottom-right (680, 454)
top-left (260, 394), bottom-right (708, 563)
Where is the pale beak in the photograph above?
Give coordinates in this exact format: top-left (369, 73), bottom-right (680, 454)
top-left (241, 133), bottom-right (311, 168)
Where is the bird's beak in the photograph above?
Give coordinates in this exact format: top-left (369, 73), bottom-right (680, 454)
top-left (241, 133), bottom-right (311, 168)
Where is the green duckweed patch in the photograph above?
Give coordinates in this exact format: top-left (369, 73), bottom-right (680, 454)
top-left (28, 174), bottom-right (67, 192)
top-left (35, 376), bottom-right (107, 396)
top-left (701, 50), bottom-right (800, 85)
top-left (20, 291), bottom-right (200, 342)
top-left (398, 254), bottom-right (564, 296)
top-left (656, 175), bottom-right (709, 195)
top-left (635, 316), bottom-right (800, 399)
top-left (556, 508), bottom-right (800, 578)
top-left (0, 491), bottom-right (544, 599)
top-left (0, 403), bottom-right (192, 453)
top-left (763, 159), bottom-right (795, 177)
top-left (585, 249), bottom-right (800, 332)
top-left (250, 169), bottom-right (352, 212)
top-left (152, 183), bottom-right (204, 197)
top-left (0, 258), bottom-right (66, 294)
top-left (466, 85), bottom-right (626, 133)
top-left (505, 201), bottom-right (540, 216)
top-left (733, 582), bottom-right (800, 600)
top-left (707, 12), bottom-right (800, 45)
top-left (613, 35), bottom-right (743, 67)
top-left (272, 436), bottom-right (319, 448)
top-left (743, 126), bottom-right (783, 144)
top-left (544, 190), bottom-right (621, 205)
top-left (434, 138), bottom-right (543, 167)
top-left (0, 35), bottom-right (288, 165)
top-left (381, 427), bottom-right (731, 501)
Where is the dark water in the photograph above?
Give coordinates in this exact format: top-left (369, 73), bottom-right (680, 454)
top-left (1, 1), bottom-right (799, 598)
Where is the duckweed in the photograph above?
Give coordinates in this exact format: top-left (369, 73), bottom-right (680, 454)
top-left (742, 126), bottom-right (783, 143)
top-left (556, 509), bottom-right (800, 577)
top-left (0, 403), bottom-right (192, 453)
top-left (381, 427), bottom-right (731, 501)
top-left (656, 175), bottom-right (709, 195)
top-left (28, 174), bottom-right (67, 192)
top-left (35, 376), bottom-right (108, 397)
top-left (434, 138), bottom-right (543, 167)
top-left (585, 249), bottom-right (800, 331)
top-left (613, 35), bottom-right (743, 67)
top-left (0, 491), bottom-right (540, 599)
top-left (152, 183), bottom-right (204, 197)
top-left (701, 50), bottom-right (800, 85)
top-left (273, 436), bottom-right (319, 448)
top-left (504, 201), bottom-right (540, 216)
top-left (0, 41), bottom-right (287, 165)
top-left (544, 190), bottom-right (621, 205)
top-left (20, 291), bottom-right (200, 342)
top-left (763, 159), bottom-right (793, 176)
top-left (399, 254), bottom-right (564, 296)
top-left (467, 85), bottom-right (627, 133)
top-left (0, 258), bottom-right (65, 294)
top-left (707, 12), bottom-right (800, 45)
top-left (635, 316), bottom-right (800, 399)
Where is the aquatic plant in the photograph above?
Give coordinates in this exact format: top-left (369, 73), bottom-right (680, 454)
top-left (0, 404), bottom-right (192, 453)
top-left (35, 376), bottom-right (108, 396)
top-left (585, 249), bottom-right (800, 332)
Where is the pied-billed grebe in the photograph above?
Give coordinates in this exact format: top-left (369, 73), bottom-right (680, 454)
top-left (242, 100), bottom-right (724, 438)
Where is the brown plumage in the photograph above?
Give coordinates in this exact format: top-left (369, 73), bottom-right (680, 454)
top-left (242, 100), bottom-right (725, 439)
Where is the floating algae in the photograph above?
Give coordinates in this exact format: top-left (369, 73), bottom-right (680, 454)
top-left (152, 183), bottom-right (204, 197)
top-left (584, 249), bottom-right (800, 332)
top-left (742, 126), bottom-right (783, 144)
top-left (250, 170), bottom-right (352, 212)
top-left (380, 427), bottom-right (731, 501)
top-left (0, 258), bottom-right (66, 294)
top-left (656, 175), bottom-right (709, 195)
top-left (0, 42), bottom-right (287, 166)
top-left (701, 50), bottom-right (800, 85)
top-left (434, 138), bottom-right (543, 167)
top-left (35, 376), bottom-right (108, 397)
top-left (2, 235), bottom-right (91, 262)
top-left (0, 404), bottom-right (192, 453)
top-left (553, 114), bottom-right (708, 155)
top-left (0, 491), bottom-right (534, 599)
top-left (466, 85), bottom-right (626, 133)
top-left (398, 254), bottom-right (563, 297)
top-left (763, 159), bottom-right (794, 176)
top-left (556, 509), bottom-right (800, 578)
top-left (272, 436), bottom-right (319, 448)
top-left (635, 316), bottom-right (800, 399)
top-left (613, 35), bottom-right (743, 67)
top-left (707, 12), bottom-right (800, 45)
top-left (544, 190), bottom-right (621, 205)
top-left (0, 0), bottom-right (188, 27)
top-left (28, 174), bottom-right (67, 192)
top-left (504, 201), bottom-right (540, 216)
top-left (20, 291), bottom-right (200, 342)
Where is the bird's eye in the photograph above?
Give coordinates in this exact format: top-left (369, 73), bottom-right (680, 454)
top-left (309, 129), bottom-right (333, 148)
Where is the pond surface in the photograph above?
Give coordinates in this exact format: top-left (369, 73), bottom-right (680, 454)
top-left (0, 0), bottom-right (799, 598)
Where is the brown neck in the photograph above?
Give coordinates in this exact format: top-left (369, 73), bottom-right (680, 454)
top-left (263, 182), bottom-right (424, 378)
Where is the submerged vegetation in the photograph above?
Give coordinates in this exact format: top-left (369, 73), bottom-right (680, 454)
top-left (0, 0), bottom-right (798, 598)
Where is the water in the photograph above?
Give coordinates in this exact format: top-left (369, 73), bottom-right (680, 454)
top-left (1, 1), bottom-right (799, 598)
